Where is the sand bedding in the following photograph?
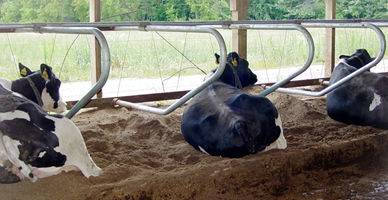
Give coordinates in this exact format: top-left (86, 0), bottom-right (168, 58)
top-left (1, 85), bottom-right (388, 199)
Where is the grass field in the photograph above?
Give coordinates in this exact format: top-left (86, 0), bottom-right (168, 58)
top-left (0, 27), bottom-right (386, 83)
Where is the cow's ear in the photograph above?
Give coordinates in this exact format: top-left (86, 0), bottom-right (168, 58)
top-left (19, 63), bottom-right (33, 77)
top-left (40, 64), bottom-right (53, 80)
top-left (215, 53), bottom-right (220, 65)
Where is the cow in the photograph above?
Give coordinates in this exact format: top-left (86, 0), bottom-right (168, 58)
top-left (326, 49), bottom-right (388, 129)
top-left (181, 52), bottom-right (287, 158)
top-left (0, 85), bottom-right (101, 183)
top-left (0, 63), bottom-right (67, 114)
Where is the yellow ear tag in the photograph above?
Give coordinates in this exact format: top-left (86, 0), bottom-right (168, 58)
top-left (215, 57), bottom-right (220, 65)
top-left (42, 68), bottom-right (48, 79)
top-left (232, 58), bottom-right (238, 66)
top-left (20, 68), bottom-right (27, 77)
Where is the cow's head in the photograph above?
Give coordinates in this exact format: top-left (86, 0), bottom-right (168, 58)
top-left (212, 52), bottom-right (257, 88)
top-left (19, 63), bottom-right (67, 113)
top-left (339, 49), bottom-right (375, 69)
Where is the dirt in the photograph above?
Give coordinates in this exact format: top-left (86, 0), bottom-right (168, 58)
top-left (1, 85), bottom-right (388, 200)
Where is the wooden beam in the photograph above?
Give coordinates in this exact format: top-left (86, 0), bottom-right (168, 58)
top-left (230, 0), bottom-right (249, 59)
top-left (65, 78), bottom-right (330, 110)
top-left (325, 0), bottom-right (336, 77)
top-left (90, 0), bottom-right (102, 98)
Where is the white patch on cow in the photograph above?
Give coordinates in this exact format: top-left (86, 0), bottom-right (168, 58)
top-left (0, 78), bottom-right (12, 90)
top-left (46, 115), bottom-right (102, 178)
top-left (32, 165), bottom-right (79, 179)
top-left (38, 151), bottom-right (46, 158)
top-left (198, 146), bottom-right (210, 155)
top-left (264, 115), bottom-right (287, 152)
top-left (369, 93), bottom-right (382, 111)
top-left (0, 110), bottom-right (30, 121)
top-left (41, 88), bottom-right (67, 113)
top-left (338, 58), bottom-right (347, 65)
top-left (0, 132), bottom-right (8, 167)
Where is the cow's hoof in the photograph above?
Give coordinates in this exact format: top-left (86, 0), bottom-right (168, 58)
top-left (0, 166), bottom-right (21, 184)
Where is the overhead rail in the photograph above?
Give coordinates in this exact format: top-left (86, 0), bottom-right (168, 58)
top-left (261, 23), bottom-right (386, 97)
top-left (113, 26), bottom-right (227, 115)
top-left (2, 19), bottom-right (388, 30)
top-left (0, 25), bottom-right (111, 119)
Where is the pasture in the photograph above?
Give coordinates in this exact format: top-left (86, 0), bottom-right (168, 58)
top-left (0, 27), bottom-right (385, 84)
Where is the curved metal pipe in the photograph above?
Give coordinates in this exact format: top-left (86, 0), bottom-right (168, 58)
top-left (267, 23), bottom-right (386, 97)
top-left (114, 26), bottom-right (227, 115)
top-left (227, 24), bottom-right (315, 97)
top-left (14, 26), bottom-right (111, 119)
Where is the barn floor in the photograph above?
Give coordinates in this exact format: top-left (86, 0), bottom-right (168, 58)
top-left (2, 85), bottom-right (388, 200)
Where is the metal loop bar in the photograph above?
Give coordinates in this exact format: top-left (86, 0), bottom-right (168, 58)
top-left (267, 23), bottom-right (386, 97)
top-left (13, 26), bottom-right (111, 119)
top-left (228, 24), bottom-right (315, 97)
top-left (113, 26), bottom-right (227, 115)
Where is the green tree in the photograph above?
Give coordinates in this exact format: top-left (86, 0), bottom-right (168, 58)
top-left (71, 0), bottom-right (89, 22)
top-left (1, 0), bottom-right (22, 22)
top-left (337, 0), bottom-right (388, 19)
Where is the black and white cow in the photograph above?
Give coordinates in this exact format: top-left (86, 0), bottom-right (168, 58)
top-left (326, 49), bottom-right (388, 129)
top-left (0, 85), bottom-right (101, 183)
top-left (0, 63), bottom-right (66, 113)
top-left (181, 52), bottom-right (286, 158)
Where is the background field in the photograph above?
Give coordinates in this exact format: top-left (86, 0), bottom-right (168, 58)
top-left (0, 27), bottom-right (386, 89)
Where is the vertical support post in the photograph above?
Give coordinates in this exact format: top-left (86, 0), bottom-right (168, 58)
top-left (90, 0), bottom-right (102, 98)
top-left (325, 0), bottom-right (336, 77)
top-left (230, 0), bottom-right (249, 59)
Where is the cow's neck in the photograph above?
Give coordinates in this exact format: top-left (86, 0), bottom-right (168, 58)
top-left (11, 76), bottom-right (45, 105)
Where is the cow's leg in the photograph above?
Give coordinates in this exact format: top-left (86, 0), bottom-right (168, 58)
top-left (3, 136), bottom-right (37, 182)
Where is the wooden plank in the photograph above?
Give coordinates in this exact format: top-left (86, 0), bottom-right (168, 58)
top-left (230, 0), bottom-right (249, 59)
top-left (90, 0), bottom-right (102, 98)
top-left (65, 77), bottom-right (330, 110)
top-left (325, 0), bottom-right (336, 77)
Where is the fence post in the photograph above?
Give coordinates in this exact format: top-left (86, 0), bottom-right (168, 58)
top-left (230, 0), bottom-right (249, 59)
top-left (325, 0), bottom-right (336, 77)
top-left (90, 0), bottom-right (102, 98)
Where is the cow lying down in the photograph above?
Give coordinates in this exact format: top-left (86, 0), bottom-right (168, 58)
top-left (181, 52), bottom-right (286, 158)
top-left (0, 63), bottom-right (67, 114)
top-left (0, 85), bottom-right (101, 183)
top-left (326, 49), bottom-right (388, 129)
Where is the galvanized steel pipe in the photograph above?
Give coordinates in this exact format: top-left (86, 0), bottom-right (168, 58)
top-left (114, 26), bottom-right (227, 115)
top-left (265, 23), bottom-right (386, 97)
top-left (13, 26), bottom-right (111, 119)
